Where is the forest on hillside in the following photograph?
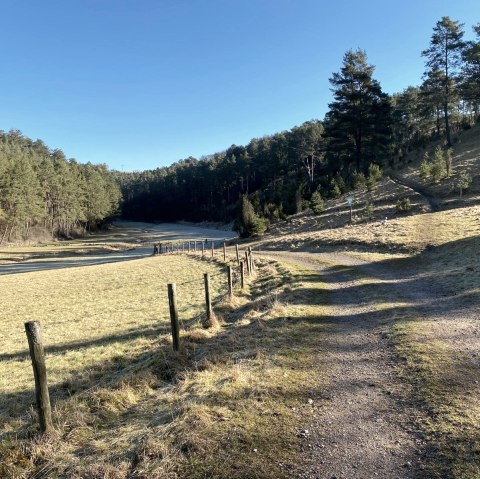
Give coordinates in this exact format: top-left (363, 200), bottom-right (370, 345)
top-left (0, 130), bottom-right (120, 242)
top-left (118, 17), bottom-right (480, 235)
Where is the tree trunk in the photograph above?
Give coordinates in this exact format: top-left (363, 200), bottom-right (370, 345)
top-left (444, 100), bottom-right (451, 147)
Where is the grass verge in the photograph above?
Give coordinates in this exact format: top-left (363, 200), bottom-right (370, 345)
top-left (392, 321), bottom-right (480, 479)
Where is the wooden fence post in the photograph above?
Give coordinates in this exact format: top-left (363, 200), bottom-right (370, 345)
top-left (245, 251), bottom-right (250, 275)
top-left (235, 244), bottom-right (240, 265)
top-left (248, 247), bottom-right (253, 273)
top-left (204, 273), bottom-right (213, 321)
top-left (211, 240), bottom-right (214, 258)
top-left (167, 284), bottom-right (180, 352)
top-left (240, 260), bottom-right (245, 289)
top-left (202, 241), bottom-right (205, 257)
top-left (24, 321), bottom-right (53, 433)
top-left (223, 240), bottom-right (226, 262)
top-left (194, 240), bottom-right (197, 253)
top-left (227, 266), bottom-right (233, 299)
top-left (188, 241), bottom-right (191, 253)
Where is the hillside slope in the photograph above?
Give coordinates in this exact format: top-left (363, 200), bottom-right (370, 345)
top-left (255, 124), bottom-right (480, 254)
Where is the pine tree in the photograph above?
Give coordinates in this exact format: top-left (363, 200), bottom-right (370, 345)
top-left (431, 146), bottom-right (446, 183)
top-left (419, 153), bottom-right (432, 179)
top-left (234, 195), bottom-right (268, 238)
top-left (461, 24), bottom-right (480, 119)
top-left (324, 49), bottom-right (392, 174)
top-left (422, 17), bottom-right (465, 147)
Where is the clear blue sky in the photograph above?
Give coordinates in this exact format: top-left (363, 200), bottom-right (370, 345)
top-left (0, 0), bottom-right (477, 171)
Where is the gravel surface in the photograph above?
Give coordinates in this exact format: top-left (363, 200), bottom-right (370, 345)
top-left (261, 251), bottom-right (422, 479)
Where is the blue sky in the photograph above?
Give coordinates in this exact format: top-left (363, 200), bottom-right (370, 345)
top-left (0, 0), bottom-right (477, 171)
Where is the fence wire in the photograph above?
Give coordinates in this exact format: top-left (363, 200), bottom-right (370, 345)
top-left (4, 240), bottom-right (255, 402)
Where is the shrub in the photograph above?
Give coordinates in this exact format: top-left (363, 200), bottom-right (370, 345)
top-left (431, 146), bottom-right (446, 183)
top-left (396, 198), bottom-right (412, 213)
top-left (234, 195), bottom-right (268, 237)
top-left (329, 178), bottom-right (341, 198)
top-left (456, 170), bottom-right (472, 198)
top-left (362, 202), bottom-right (375, 220)
top-left (352, 172), bottom-right (367, 190)
top-left (310, 191), bottom-right (324, 215)
top-left (335, 175), bottom-right (348, 194)
top-left (419, 153), bottom-right (431, 179)
top-left (368, 163), bottom-right (382, 181)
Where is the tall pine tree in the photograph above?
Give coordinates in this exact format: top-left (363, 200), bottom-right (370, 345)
top-left (324, 49), bottom-right (392, 176)
top-left (422, 17), bottom-right (465, 147)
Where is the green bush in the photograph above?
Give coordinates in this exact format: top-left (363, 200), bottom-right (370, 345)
top-left (234, 195), bottom-right (268, 237)
top-left (456, 170), bottom-right (472, 197)
top-left (431, 146), bottom-right (446, 183)
top-left (310, 191), bottom-right (324, 215)
top-left (366, 164), bottom-right (382, 192)
top-left (419, 153), bottom-right (431, 179)
top-left (329, 178), bottom-right (341, 198)
top-left (396, 198), bottom-right (412, 213)
top-left (362, 202), bottom-right (375, 220)
top-left (335, 175), bottom-right (348, 194)
top-left (368, 163), bottom-right (382, 181)
top-left (352, 172), bottom-right (367, 190)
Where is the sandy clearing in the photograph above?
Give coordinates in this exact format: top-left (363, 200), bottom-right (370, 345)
top-left (0, 221), bottom-right (236, 275)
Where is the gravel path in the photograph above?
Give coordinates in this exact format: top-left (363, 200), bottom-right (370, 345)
top-left (260, 251), bottom-right (421, 479)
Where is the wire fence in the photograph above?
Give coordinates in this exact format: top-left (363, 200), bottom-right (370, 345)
top-left (2, 240), bottom-right (257, 426)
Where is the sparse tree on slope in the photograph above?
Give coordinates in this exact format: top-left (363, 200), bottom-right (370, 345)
top-left (422, 17), bottom-right (465, 147)
top-left (461, 23), bottom-right (480, 119)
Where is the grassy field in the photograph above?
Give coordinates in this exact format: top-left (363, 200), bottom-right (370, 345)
top-left (1, 254), bottom-right (227, 417)
top-left (0, 249), bottom-right (331, 478)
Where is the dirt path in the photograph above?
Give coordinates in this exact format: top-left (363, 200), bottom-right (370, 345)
top-left (389, 172), bottom-right (441, 212)
top-left (260, 250), bottom-right (421, 478)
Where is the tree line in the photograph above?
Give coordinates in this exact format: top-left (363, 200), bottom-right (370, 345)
top-left (118, 17), bottom-right (479, 235)
top-left (0, 129), bottom-right (120, 243)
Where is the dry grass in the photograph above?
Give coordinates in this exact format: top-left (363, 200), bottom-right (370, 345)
top-left (1, 252), bottom-right (330, 478)
top-left (0, 254), bottom-right (227, 419)
top-left (254, 203), bottom-right (480, 255)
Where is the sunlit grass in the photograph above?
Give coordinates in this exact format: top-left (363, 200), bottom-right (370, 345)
top-left (0, 254), bottom-right (227, 418)
top-left (0, 255), bottom-right (331, 479)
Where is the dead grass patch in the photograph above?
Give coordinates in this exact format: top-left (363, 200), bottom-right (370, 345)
top-left (1, 254), bottom-right (330, 478)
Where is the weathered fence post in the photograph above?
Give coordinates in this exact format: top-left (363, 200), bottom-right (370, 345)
top-left (188, 241), bottom-right (191, 253)
top-left (240, 260), bottom-right (245, 288)
top-left (211, 240), bottom-right (214, 258)
top-left (227, 266), bottom-right (233, 299)
top-left (248, 247), bottom-right (253, 273)
top-left (245, 251), bottom-right (250, 275)
top-left (167, 284), bottom-right (180, 352)
top-left (223, 240), bottom-right (226, 262)
top-left (159, 243), bottom-right (162, 254)
top-left (204, 273), bottom-right (213, 322)
top-left (182, 242), bottom-right (185, 253)
top-left (235, 244), bottom-right (240, 265)
top-left (202, 241), bottom-right (205, 257)
top-left (24, 321), bottom-right (53, 433)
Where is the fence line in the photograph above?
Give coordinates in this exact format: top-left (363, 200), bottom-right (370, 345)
top-left (10, 239), bottom-right (256, 433)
